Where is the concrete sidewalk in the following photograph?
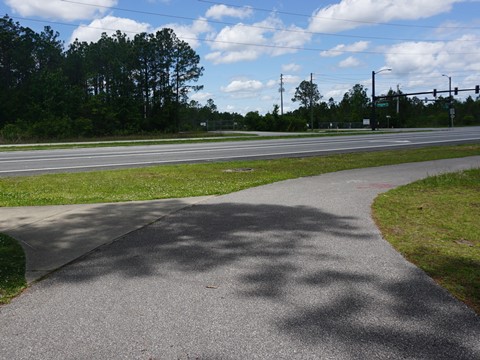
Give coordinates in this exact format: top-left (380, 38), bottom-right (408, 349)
top-left (0, 197), bottom-right (213, 282)
top-left (0, 157), bottom-right (479, 359)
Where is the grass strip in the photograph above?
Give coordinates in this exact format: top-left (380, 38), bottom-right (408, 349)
top-left (373, 169), bottom-right (480, 313)
top-left (0, 131), bottom-right (394, 152)
top-left (0, 132), bottom-right (258, 152)
top-left (0, 233), bottom-right (27, 304)
top-left (0, 143), bottom-right (479, 207)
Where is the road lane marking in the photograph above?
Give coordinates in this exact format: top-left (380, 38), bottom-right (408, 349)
top-left (1, 138), bottom-right (479, 175)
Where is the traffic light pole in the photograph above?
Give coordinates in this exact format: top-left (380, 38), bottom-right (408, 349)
top-left (371, 68), bottom-right (391, 130)
top-left (371, 71), bottom-right (376, 131)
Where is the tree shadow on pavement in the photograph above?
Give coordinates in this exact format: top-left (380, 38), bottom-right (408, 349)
top-left (51, 201), bottom-right (362, 284)
top-left (21, 201), bottom-right (480, 358)
top-left (278, 267), bottom-right (480, 359)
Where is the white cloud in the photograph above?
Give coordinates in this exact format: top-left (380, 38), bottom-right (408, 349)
top-left (206, 49), bottom-right (261, 64)
top-left (270, 25), bottom-right (312, 56)
top-left (266, 80), bottom-right (278, 88)
top-left (339, 56), bottom-right (361, 68)
top-left (205, 4), bottom-right (253, 20)
top-left (309, 0), bottom-right (461, 33)
top-left (191, 92), bottom-right (214, 103)
top-left (209, 22), bottom-right (268, 51)
top-left (205, 21), bottom-right (268, 64)
top-left (283, 75), bottom-right (301, 84)
top-left (282, 63), bottom-right (301, 72)
top-left (69, 16), bottom-right (151, 43)
top-left (206, 17), bottom-right (311, 64)
top-left (320, 41), bottom-right (370, 57)
top-left (324, 88), bottom-right (348, 101)
top-left (384, 34), bottom-right (480, 92)
top-left (5, 0), bottom-right (117, 21)
top-left (70, 15), bottom-right (213, 47)
top-left (221, 79), bottom-right (264, 93)
top-left (385, 41), bottom-right (448, 74)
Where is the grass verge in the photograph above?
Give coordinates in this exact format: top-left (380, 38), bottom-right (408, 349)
top-left (0, 130), bottom-right (394, 152)
top-left (0, 132), bottom-right (258, 151)
top-left (373, 169), bottom-right (480, 313)
top-left (0, 233), bottom-right (26, 304)
top-left (0, 143), bottom-right (479, 207)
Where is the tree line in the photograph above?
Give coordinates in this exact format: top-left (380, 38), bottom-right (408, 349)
top-left (0, 15), bottom-right (204, 141)
top-left (277, 80), bottom-right (480, 130)
top-left (1, 15), bottom-right (479, 142)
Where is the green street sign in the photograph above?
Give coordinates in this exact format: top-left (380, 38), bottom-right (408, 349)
top-left (376, 102), bottom-right (388, 108)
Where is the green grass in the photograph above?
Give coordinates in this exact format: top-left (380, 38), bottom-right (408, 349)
top-left (0, 132), bottom-right (258, 151)
top-left (0, 130), bottom-right (396, 152)
top-left (0, 233), bottom-right (26, 304)
top-left (373, 169), bottom-right (480, 313)
top-left (1, 143), bottom-right (479, 207)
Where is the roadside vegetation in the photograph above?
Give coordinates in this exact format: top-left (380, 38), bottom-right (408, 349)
top-left (373, 169), bottom-right (480, 313)
top-left (0, 130), bottom-right (391, 152)
top-left (0, 233), bottom-right (26, 304)
top-left (1, 143), bottom-right (479, 306)
top-left (0, 144), bottom-right (479, 207)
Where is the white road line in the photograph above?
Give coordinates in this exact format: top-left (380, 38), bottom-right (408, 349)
top-left (1, 134), bottom-right (477, 165)
top-left (0, 138), bottom-right (397, 164)
top-left (1, 138), bottom-right (478, 175)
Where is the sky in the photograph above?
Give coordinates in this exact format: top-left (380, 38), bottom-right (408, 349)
top-left (2, 0), bottom-right (480, 115)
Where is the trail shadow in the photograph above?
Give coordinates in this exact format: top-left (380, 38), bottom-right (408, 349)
top-left (1, 199), bottom-right (208, 279)
top-left (278, 266), bottom-right (480, 359)
top-left (12, 200), bottom-right (480, 358)
top-left (49, 202), bottom-right (363, 285)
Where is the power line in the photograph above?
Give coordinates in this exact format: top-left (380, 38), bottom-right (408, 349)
top-left (12, 16), bottom-right (480, 56)
top-left (59, 0), bottom-right (479, 43)
top-left (198, 0), bottom-right (480, 30)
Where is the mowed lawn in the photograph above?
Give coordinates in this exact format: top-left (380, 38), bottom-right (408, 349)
top-left (373, 169), bottom-right (480, 313)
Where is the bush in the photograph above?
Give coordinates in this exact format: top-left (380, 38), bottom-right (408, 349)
top-left (0, 123), bottom-right (24, 143)
top-left (72, 117), bottom-right (94, 138)
top-left (28, 116), bottom-right (73, 140)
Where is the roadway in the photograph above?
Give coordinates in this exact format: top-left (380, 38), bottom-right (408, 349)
top-left (1, 127), bottom-right (480, 177)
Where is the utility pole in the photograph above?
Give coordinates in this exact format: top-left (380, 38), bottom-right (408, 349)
top-left (279, 74), bottom-right (284, 116)
top-left (396, 84), bottom-right (400, 115)
top-left (176, 64), bottom-right (180, 132)
top-left (310, 73), bottom-right (314, 131)
top-left (442, 74), bottom-right (453, 128)
top-left (371, 70), bottom-right (376, 131)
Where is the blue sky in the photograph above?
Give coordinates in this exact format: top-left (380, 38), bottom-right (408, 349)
top-left (2, 0), bottom-right (480, 114)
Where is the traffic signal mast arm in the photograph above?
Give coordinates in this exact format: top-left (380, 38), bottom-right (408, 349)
top-left (375, 86), bottom-right (479, 100)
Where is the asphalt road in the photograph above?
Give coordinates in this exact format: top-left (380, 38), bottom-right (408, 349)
top-left (1, 158), bottom-right (479, 359)
top-left (1, 127), bottom-right (480, 176)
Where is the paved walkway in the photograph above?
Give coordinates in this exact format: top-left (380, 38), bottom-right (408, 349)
top-left (1, 197), bottom-right (213, 282)
top-left (1, 157), bottom-right (479, 359)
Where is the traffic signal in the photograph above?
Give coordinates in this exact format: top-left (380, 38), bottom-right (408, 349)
top-left (433, 89), bottom-right (437, 97)
top-left (476, 85), bottom-right (479, 94)
top-left (454, 87), bottom-right (458, 95)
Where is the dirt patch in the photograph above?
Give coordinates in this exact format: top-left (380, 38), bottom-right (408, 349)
top-left (222, 168), bottom-right (254, 173)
